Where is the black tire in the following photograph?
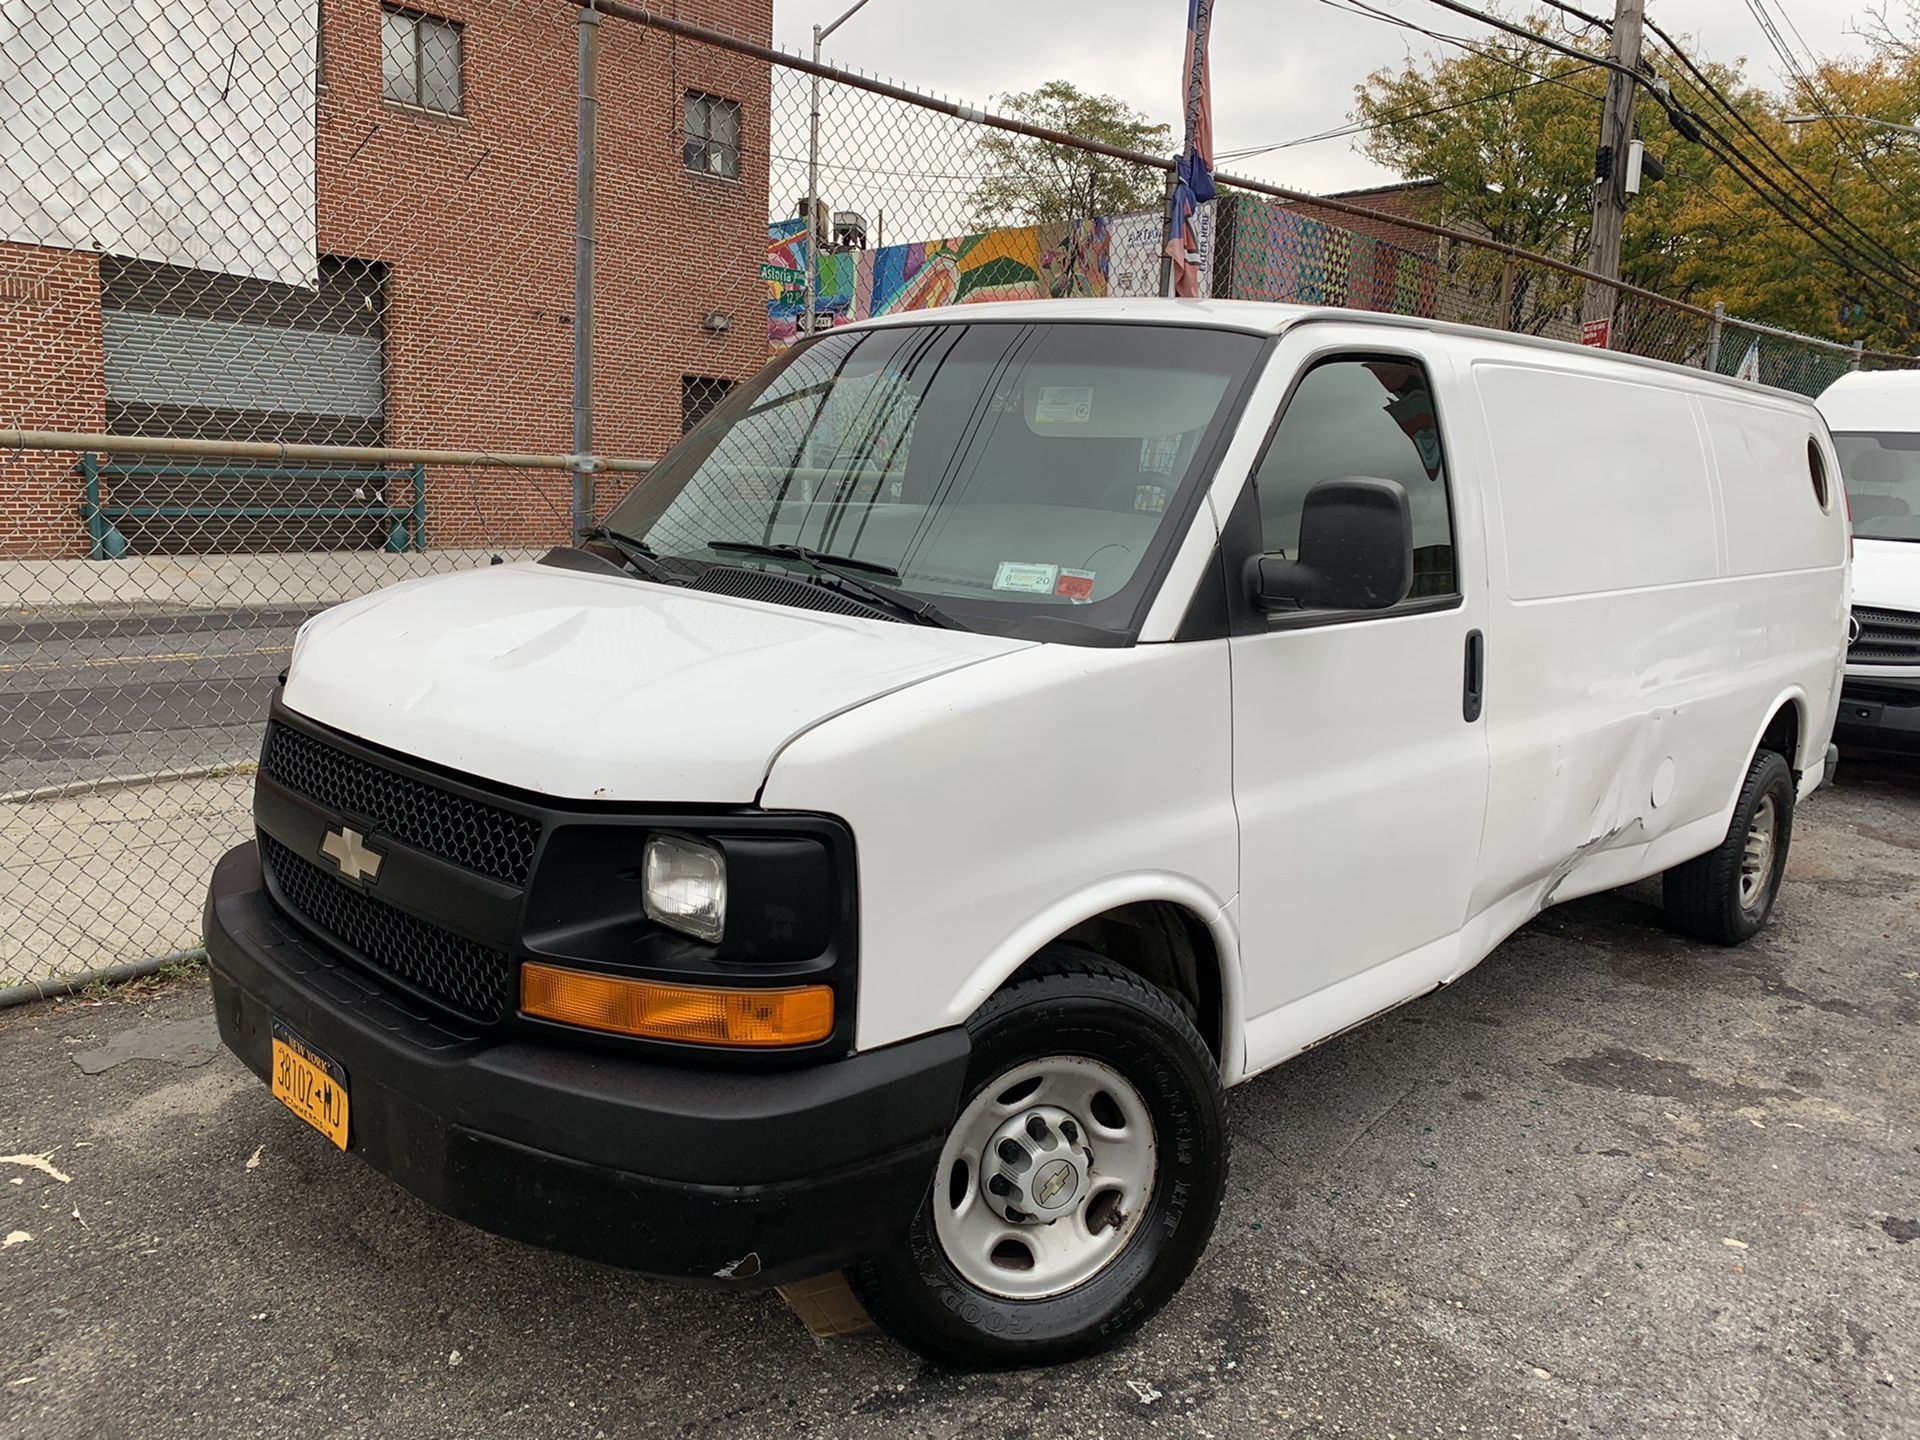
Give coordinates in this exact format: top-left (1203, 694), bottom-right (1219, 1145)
top-left (1662, 748), bottom-right (1795, 945)
top-left (847, 950), bottom-right (1227, 1368)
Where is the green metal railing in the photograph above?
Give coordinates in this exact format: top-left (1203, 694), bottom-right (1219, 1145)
top-left (81, 454), bottom-right (428, 560)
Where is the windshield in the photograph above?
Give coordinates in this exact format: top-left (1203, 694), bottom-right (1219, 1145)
top-left (1833, 431), bottom-right (1920, 542)
top-left (603, 321), bottom-right (1264, 640)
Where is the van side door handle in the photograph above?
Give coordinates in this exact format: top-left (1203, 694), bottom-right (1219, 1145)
top-left (1463, 629), bottom-right (1485, 723)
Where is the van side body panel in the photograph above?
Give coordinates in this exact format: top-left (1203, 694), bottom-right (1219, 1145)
top-left (1463, 350), bottom-right (1845, 944)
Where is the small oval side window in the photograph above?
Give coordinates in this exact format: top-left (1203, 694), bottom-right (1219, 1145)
top-left (1808, 439), bottom-right (1829, 510)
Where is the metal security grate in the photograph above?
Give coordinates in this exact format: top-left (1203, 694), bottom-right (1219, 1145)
top-left (261, 834), bottom-right (511, 1024)
top-left (261, 722), bottom-right (542, 885)
top-left (1849, 607), bottom-right (1920, 666)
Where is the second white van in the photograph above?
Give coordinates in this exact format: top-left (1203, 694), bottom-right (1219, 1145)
top-left (1818, 369), bottom-right (1920, 752)
top-left (203, 300), bottom-right (1848, 1367)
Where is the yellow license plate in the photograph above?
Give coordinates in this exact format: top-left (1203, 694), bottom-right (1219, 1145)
top-left (270, 1021), bottom-right (349, 1152)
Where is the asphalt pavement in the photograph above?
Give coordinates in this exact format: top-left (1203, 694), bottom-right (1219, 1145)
top-left (0, 607), bottom-right (308, 794)
top-left (1, 760), bottom-right (1916, 1439)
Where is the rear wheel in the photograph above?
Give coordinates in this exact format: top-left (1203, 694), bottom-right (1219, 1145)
top-left (848, 952), bottom-right (1227, 1368)
top-left (1662, 748), bottom-right (1795, 945)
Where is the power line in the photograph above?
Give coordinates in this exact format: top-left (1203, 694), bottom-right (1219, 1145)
top-left (1312, 0), bottom-right (1607, 102)
top-left (1636, 15), bottom-right (1920, 287)
top-left (1532, 0), bottom-right (1611, 33)
top-left (1216, 65), bottom-right (1600, 161)
top-left (1665, 103), bottom-right (1917, 311)
top-left (1405, 0), bottom-right (1920, 296)
top-left (1739, 0), bottom-right (1907, 202)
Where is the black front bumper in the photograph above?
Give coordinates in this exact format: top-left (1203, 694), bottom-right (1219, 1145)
top-left (205, 842), bottom-right (968, 1287)
top-left (1836, 674), bottom-right (1920, 755)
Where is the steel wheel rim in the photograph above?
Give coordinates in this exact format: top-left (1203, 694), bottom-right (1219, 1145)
top-left (1739, 792), bottom-right (1778, 909)
top-left (931, 1055), bottom-right (1158, 1301)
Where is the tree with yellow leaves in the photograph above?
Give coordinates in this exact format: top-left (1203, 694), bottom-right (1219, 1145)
top-left (1354, 17), bottom-right (1920, 352)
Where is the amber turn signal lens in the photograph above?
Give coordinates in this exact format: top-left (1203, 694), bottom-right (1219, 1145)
top-left (519, 963), bottom-right (834, 1047)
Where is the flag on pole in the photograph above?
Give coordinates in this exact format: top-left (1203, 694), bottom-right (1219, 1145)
top-left (1164, 0), bottom-right (1216, 298)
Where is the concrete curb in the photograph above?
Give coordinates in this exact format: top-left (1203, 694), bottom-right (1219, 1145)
top-left (0, 948), bottom-right (207, 1011)
top-left (1, 762), bottom-right (256, 807)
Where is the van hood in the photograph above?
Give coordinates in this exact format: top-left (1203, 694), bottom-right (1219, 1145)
top-left (281, 563), bottom-right (1030, 802)
top-left (1852, 538), bottom-right (1920, 613)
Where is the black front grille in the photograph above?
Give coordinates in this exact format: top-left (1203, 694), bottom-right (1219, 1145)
top-left (261, 722), bottom-right (542, 884)
top-left (261, 834), bottom-right (512, 1024)
top-left (1850, 607), bottom-right (1920, 666)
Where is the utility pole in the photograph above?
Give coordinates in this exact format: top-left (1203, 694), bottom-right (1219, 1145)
top-left (806, 0), bottom-right (878, 336)
top-left (1581, 0), bottom-right (1646, 344)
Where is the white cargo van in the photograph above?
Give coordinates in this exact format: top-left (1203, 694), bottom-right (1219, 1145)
top-left (1817, 370), bottom-right (1920, 751)
top-left (205, 300), bottom-right (1847, 1367)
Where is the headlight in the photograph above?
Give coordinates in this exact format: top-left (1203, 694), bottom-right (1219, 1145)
top-left (642, 834), bottom-right (727, 942)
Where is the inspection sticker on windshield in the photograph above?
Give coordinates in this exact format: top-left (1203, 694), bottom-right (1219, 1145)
top-left (1055, 568), bottom-right (1096, 602)
top-left (1032, 386), bottom-right (1094, 424)
top-left (994, 561), bottom-right (1060, 594)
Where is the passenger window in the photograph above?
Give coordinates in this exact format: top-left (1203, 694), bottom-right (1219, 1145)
top-left (1252, 357), bottom-right (1457, 602)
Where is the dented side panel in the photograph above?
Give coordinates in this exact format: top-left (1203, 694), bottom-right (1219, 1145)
top-left (1465, 356), bottom-right (1847, 931)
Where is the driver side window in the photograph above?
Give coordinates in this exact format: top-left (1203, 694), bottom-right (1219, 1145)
top-left (1252, 356), bottom-right (1458, 601)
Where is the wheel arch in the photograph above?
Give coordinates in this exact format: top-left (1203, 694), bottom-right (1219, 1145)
top-left (941, 876), bottom-right (1245, 1084)
top-left (1748, 687), bottom-right (1810, 777)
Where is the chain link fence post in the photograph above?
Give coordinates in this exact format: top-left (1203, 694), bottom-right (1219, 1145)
top-left (571, 3), bottom-right (601, 544)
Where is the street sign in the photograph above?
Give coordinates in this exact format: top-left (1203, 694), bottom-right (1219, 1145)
top-left (1581, 318), bottom-right (1611, 348)
top-left (761, 263), bottom-right (807, 285)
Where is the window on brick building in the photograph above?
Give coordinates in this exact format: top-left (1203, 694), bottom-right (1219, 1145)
top-left (682, 376), bottom-right (737, 434)
top-left (382, 6), bottom-right (462, 114)
top-left (683, 92), bottom-right (741, 180)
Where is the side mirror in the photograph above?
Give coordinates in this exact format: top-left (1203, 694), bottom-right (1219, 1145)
top-left (1247, 477), bottom-right (1414, 612)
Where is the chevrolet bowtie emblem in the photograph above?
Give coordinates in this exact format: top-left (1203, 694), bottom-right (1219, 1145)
top-left (320, 826), bottom-right (383, 884)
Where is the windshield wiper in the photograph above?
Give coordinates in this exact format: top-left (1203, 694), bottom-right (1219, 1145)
top-left (707, 539), bottom-right (899, 576)
top-left (579, 525), bottom-right (684, 585)
top-left (704, 539), bottom-right (962, 629)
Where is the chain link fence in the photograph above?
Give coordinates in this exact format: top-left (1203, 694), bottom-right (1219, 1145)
top-left (1705, 307), bottom-right (1888, 397)
top-left (3, 0), bottom-right (1916, 996)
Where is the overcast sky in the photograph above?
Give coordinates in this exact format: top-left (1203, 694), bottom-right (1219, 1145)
top-left (769, 0), bottom-right (1882, 195)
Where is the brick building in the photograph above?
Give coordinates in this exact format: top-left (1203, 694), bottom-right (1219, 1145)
top-left (0, 0), bottom-right (773, 560)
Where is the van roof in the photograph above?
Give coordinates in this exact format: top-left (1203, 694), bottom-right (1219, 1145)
top-left (835, 297), bottom-right (1811, 403)
top-left (1816, 367), bottom-right (1920, 433)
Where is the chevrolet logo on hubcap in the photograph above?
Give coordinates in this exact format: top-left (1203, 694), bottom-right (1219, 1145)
top-left (320, 826), bottom-right (383, 884)
top-left (1034, 1160), bottom-right (1073, 1208)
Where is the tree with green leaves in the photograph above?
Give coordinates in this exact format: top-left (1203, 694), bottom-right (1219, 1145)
top-left (971, 81), bottom-right (1171, 228)
top-left (1353, 18), bottom-right (1920, 351)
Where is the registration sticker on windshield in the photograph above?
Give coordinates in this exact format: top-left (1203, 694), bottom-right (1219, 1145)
top-left (1055, 569), bottom-right (1095, 602)
top-left (993, 561), bottom-right (1060, 594)
top-left (1032, 386), bottom-right (1094, 424)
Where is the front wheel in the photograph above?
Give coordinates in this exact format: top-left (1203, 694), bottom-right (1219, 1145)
top-left (848, 953), bottom-right (1227, 1368)
top-left (1662, 748), bottom-right (1795, 945)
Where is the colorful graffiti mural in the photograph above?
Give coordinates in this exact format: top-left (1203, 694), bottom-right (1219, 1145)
top-left (1219, 198), bottom-right (1439, 317)
top-left (767, 207), bottom-right (1214, 349)
top-left (767, 195), bottom-right (1436, 346)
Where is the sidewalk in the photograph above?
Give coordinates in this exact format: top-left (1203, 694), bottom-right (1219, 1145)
top-left (2, 547), bottom-right (545, 619)
top-left (1, 771), bottom-right (253, 988)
